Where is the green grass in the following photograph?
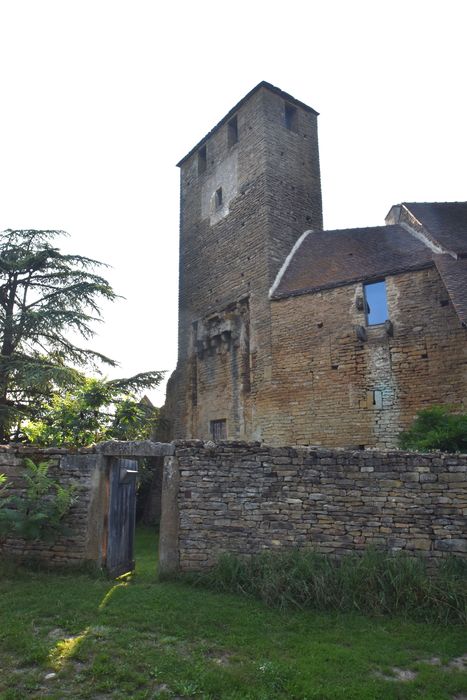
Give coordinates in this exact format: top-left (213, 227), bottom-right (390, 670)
top-left (190, 548), bottom-right (467, 624)
top-left (0, 527), bottom-right (465, 699)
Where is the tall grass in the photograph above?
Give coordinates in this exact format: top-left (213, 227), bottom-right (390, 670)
top-left (191, 548), bottom-right (467, 624)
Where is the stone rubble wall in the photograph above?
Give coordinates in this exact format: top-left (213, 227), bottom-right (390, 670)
top-left (0, 446), bottom-right (101, 567)
top-left (263, 267), bottom-right (467, 448)
top-left (174, 441), bottom-right (467, 571)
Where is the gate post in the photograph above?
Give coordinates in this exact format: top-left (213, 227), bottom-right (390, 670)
top-left (159, 455), bottom-right (180, 577)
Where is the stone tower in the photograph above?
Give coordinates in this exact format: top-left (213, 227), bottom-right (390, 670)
top-left (166, 82), bottom-right (322, 440)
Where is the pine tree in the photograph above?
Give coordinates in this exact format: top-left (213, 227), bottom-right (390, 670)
top-left (0, 228), bottom-right (126, 441)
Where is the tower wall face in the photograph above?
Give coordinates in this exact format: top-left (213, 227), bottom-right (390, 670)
top-left (168, 85), bottom-right (322, 440)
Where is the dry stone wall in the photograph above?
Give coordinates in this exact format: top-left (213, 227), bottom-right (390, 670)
top-left (0, 446), bottom-right (104, 567)
top-left (173, 441), bottom-right (467, 571)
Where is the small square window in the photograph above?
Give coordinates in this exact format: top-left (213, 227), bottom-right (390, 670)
top-left (215, 187), bottom-right (223, 208)
top-left (228, 116), bottom-right (238, 146)
top-left (210, 419), bottom-right (227, 441)
top-left (198, 145), bottom-right (207, 175)
top-left (364, 280), bottom-right (389, 325)
top-left (284, 102), bottom-right (298, 132)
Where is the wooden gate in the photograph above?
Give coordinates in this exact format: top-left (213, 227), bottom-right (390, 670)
top-left (106, 458), bottom-right (138, 577)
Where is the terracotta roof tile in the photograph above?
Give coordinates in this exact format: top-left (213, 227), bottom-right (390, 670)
top-left (434, 255), bottom-right (467, 326)
top-left (271, 225), bottom-right (433, 299)
top-left (404, 202), bottom-right (467, 257)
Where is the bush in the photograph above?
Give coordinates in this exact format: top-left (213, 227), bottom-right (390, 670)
top-left (190, 548), bottom-right (467, 624)
top-left (0, 458), bottom-right (77, 542)
top-left (399, 405), bottom-right (467, 452)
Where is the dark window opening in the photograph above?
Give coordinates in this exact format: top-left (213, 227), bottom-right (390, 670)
top-left (440, 299), bottom-right (449, 307)
top-left (198, 146), bottom-right (207, 175)
top-left (215, 187), bottom-right (223, 208)
top-left (364, 280), bottom-right (389, 325)
top-left (371, 390), bottom-right (383, 409)
top-left (284, 102), bottom-right (298, 132)
top-left (228, 116), bottom-right (238, 146)
top-left (210, 419), bottom-right (227, 442)
top-left (191, 322), bottom-right (198, 405)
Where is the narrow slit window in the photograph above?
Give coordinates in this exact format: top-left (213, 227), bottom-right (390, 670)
top-left (363, 280), bottom-right (389, 325)
top-left (210, 419), bottom-right (227, 441)
top-left (284, 102), bottom-right (298, 132)
top-left (198, 145), bottom-right (207, 175)
top-left (228, 115), bottom-right (238, 146)
top-left (215, 187), bottom-right (223, 208)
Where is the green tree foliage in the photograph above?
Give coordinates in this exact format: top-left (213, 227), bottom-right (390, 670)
top-left (399, 405), bottom-right (467, 453)
top-left (0, 458), bottom-right (77, 542)
top-left (0, 229), bottom-right (120, 442)
top-left (0, 229), bottom-right (164, 443)
top-left (23, 374), bottom-right (163, 446)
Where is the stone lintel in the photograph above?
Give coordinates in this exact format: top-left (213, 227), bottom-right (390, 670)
top-left (95, 440), bottom-right (175, 457)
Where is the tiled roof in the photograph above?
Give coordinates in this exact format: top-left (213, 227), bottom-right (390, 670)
top-left (404, 202), bottom-right (467, 257)
top-left (271, 225), bottom-right (433, 299)
top-left (434, 255), bottom-right (467, 327)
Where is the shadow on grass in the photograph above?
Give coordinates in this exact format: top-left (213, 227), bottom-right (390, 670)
top-left (1, 526), bottom-right (466, 700)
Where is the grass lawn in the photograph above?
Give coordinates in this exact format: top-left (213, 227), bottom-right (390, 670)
top-left (0, 527), bottom-right (465, 700)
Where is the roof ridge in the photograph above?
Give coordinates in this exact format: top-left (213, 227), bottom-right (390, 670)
top-left (403, 200), bottom-right (467, 206)
top-left (309, 224), bottom-right (401, 234)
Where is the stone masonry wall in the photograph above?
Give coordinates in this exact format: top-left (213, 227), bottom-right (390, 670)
top-left (168, 85), bottom-right (322, 441)
top-left (173, 441), bottom-right (467, 571)
top-left (0, 446), bottom-right (103, 567)
top-left (259, 266), bottom-right (467, 448)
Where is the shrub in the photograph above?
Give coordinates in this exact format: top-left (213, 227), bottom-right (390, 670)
top-left (190, 548), bottom-right (467, 624)
top-left (0, 458), bottom-right (77, 542)
top-left (399, 405), bottom-right (467, 452)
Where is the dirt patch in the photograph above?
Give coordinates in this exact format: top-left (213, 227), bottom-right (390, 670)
top-left (374, 653), bottom-right (467, 685)
top-left (204, 649), bottom-right (233, 667)
top-left (374, 667), bottom-right (417, 682)
top-left (449, 654), bottom-right (467, 671)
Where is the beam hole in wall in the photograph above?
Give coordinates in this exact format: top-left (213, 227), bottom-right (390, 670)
top-left (228, 115), bottom-right (238, 146)
top-left (440, 299), bottom-right (449, 307)
top-left (331, 364), bottom-right (339, 370)
top-left (198, 146), bottom-right (207, 175)
top-left (421, 353), bottom-right (428, 359)
top-left (284, 102), bottom-right (298, 132)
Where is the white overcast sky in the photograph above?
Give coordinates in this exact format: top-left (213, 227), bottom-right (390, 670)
top-left (0, 0), bottom-right (465, 405)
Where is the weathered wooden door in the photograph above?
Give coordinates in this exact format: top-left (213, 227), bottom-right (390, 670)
top-left (106, 458), bottom-right (138, 577)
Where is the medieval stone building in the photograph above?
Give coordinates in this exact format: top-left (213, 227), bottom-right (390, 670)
top-left (165, 81), bottom-right (467, 448)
